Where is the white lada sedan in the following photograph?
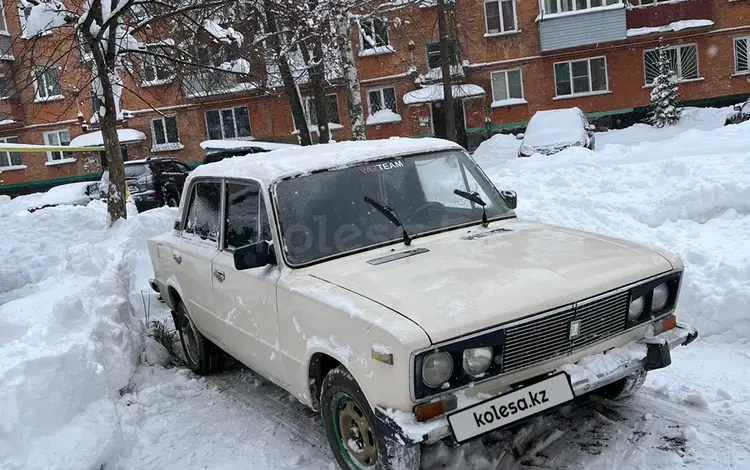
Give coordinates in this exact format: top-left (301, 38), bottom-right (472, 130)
top-left (147, 137), bottom-right (698, 470)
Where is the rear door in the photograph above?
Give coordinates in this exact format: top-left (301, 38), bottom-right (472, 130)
top-left (170, 179), bottom-right (223, 341)
top-left (211, 180), bottom-right (287, 385)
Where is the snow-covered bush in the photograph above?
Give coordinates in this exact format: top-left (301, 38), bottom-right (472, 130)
top-left (649, 39), bottom-right (682, 128)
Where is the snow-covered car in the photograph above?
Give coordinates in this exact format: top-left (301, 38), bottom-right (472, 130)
top-left (147, 138), bottom-right (698, 470)
top-left (200, 139), bottom-right (299, 165)
top-left (517, 107), bottom-right (596, 158)
top-left (27, 181), bottom-right (100, 213)
top-left (724, 96), bottom-right (750, 126)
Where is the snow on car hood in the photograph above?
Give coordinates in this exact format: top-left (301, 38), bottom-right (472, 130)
top-left (304, 219), bottom-right (674, 344)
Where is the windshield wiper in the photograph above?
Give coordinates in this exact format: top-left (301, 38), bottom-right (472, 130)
top-left (454, 189), bottom-right (489, 227)
top-left (363, 196), bottom-right (412, 246)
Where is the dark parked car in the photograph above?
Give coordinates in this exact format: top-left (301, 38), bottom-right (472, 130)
top-left (725, 97), bottom-right (750, 126)
top-left (99, 157), bottom-right (191, 212)
top-left (201, 140), bottom-right (298, 165)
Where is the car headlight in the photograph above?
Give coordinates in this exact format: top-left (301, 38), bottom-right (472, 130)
top-left (422, 352), bottom-right (453, 388)
top-left (463, 347), bottom-right (493, 376)
top-left (652, 283), bottom-right (669, 311)
top-left (628, 295), bottom-right (645, 320)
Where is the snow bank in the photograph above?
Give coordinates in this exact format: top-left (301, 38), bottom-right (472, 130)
top-left (366, 109), bottom-right (403, 125)
top-left (476, 110), bottom-right (750, 343)
top-left (0, 204), bottom-right (175, 469)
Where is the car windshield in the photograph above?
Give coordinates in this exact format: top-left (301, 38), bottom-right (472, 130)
top-left (274, 150), bottom-right (515, 265)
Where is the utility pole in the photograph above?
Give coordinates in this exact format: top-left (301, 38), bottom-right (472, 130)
top-left (437, 0), bottom-right (456, 142)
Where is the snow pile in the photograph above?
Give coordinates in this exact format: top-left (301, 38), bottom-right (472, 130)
top-left (366, 109), bottom-right (402, 125)
top-left (23, 0), bottom-right (67, 37)
top-left (29, 182), bottom-right (96, 209)
top-left (628, 20), bottom-right (714, 38)
top-left (203, 19), bottom-right (244, 45)
top-left (0, 204), bottom-right (174, 469)
top-left (219, 58), bottom-right (251, 74)
top-left (69, 128), bottom-right (146, 147)
top-left (475, 110), bottom-right (750, 343)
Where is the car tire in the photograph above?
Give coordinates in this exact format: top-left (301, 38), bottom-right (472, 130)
top-left (166, 191), bottom-right (180, 208)
top-left (320, 366), bottom-right (420, 470)
top-left (175, 301), bottom-right (225, 375)
top-left (597, 369), bottom-right (647, 401)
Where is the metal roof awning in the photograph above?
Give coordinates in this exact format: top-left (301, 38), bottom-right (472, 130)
top-left (403, 84), bottom-right (485, 105)
top-left (0, 143), bottom-right (106, 152)
top-left (69, 129), bottom-right (147, 148)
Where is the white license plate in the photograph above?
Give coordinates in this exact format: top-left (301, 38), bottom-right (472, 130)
top-left (447, 372), bottom-right (574, 443)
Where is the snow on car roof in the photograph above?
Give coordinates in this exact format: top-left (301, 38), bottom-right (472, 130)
top-left (523, 107), bottom-right (586, 148)
top-left (188, 137), bottom-right (464, 185)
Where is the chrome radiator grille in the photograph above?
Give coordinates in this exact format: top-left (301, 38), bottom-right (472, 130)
top-left (502, 291), bottom-right (629, 373)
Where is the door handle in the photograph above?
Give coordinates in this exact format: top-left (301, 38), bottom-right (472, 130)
top-left (213, 269), bottom-right (225, 282)
top-left (173, 253), bottom-right (182, 264)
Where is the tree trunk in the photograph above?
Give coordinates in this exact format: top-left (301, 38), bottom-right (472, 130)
top-left (335, 7), bottom-right (366, 140)
top-left (264, 0), bottom-right (312, 145)
top-left (300, 38), bottom-right (330, 144)
top-left (437, 0), bottom-right (456, 143)
top-left (99, 71), bottom-right (127, 223)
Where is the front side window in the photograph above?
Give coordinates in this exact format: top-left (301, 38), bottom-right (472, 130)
top-left (224, 181), bottom-right (272, 250)
top-left (151, 116), bottom-right (180, 146)
top-left (367, 87), bottom-right (397, 114)
top-left (34, 68), bottom-right (62, 100)
top-left (0, 136), bottom-right (21, 168)
top-left (205, 106), bottom-right (251, 140)
top-left (184, 181), bottom-right (222, 243)
top-left (734, 37), bottom-right (748, 74)
top-left (484, 0), bottom-right (516, 34)
top-left (360, 18), bottom-right (389, 49)
top-left (490, 69), bottom-right (524, 103)
top-left (426, 41), bottom-right (459, 69)
top-left (644, 44), bottom-right (699, 85)
top-left (43, 129), bottom-right (71, 161)
top-left (554, 56), bottom-right (608, 96)
top-left (544, 0), bottom-right (619, 13)
top-left (274, 150), bottom-right (515, 266)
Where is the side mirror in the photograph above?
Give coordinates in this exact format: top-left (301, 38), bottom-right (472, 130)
top-left (234, 240), bottom-right (276, 270)
top-left (515, 133), bottom-right (525, 140)
top-left (585, 124), bottom-right (596, 132)
top-left (500, 190), bottom-right (517, 210)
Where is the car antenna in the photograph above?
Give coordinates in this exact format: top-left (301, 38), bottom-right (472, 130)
top-left (363, 196), bottom-right (412, 246)
top-left (454, 189), bottom-right (488, 227)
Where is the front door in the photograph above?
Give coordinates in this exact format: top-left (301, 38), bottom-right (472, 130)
top-left (211, 180), bottom-right (287, 386)
top-left (431, 100), bottom-right (467, 149)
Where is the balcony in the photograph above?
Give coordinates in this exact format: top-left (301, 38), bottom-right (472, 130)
top-left (538, 4), bottom-right (627, 52)
top-left (183, 70), bottom-right (257, 99)
top-left (627, 0), bottom-right (714, 31)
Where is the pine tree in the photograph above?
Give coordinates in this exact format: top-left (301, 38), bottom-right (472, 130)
top-left (649, 38), bottom-right (682, 128)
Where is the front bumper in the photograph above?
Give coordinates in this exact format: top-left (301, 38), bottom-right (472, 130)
top-left (375, 323), bottom-right (698, 446)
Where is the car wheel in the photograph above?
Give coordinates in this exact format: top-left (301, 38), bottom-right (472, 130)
top-left (320, 366), bottom-right (419, 470)
top-left (175, 301), bottom-right (225, 375)
top-left (166, 191), bottom-right (180, 208)
top-left (597, 369), bottom-right (647, 401)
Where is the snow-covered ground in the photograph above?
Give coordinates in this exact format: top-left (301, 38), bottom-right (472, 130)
top-left (1, 106), bottom-right (749, 470)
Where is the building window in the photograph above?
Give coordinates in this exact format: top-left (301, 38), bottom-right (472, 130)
top-left (302, 94), bottom-right (341, 128)
top-left (43, 129), bottom-right (72, 162)
top-left (78, 33), bottom-right (93, 62)
top-left (34, 68), bottom-right (62, 101)
top-left (367, 87), bottom-right (397, 114)
top-left (638, 0), bottom-right (670, 4)
top-left (0, 6), bottom-right (8, 34)
top-left (0, 136), bottom-right (22, 168)
top-left (205, 106), bottom-right (251, 140)
top-left (644, 44), bottom-right (699, 85)
top-left (18, 5), bottom-right (31, 33)
top-left (0, 72), bottom-right (12, 99)
top-left (554, 56), bottom-right (608, 97)
top-left (151, 116), bottom-right (180, 146)
top-left (426, 41), bottom-right (459, 69)
top-left (360, 18), bottom-right (389, 49)
top-left (735, 37), bottom-right (749, 74)
top-left (490, 69), bottom-right (524, 103)
top-left (543, 0), bottom-right (619, 14)
top-left (484, 0), bottom-right (516, 34)
top-left (142, 48), bottom-right (173, 84)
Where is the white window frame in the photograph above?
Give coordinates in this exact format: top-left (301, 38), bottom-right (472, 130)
top-left (359, 17), bottom-right (390, 50)
top-left (483, 0), bottom-right (518, 35)
top-left (366, 86), bottom-right (398, 115)
top-left (553, 56), bottom-right (609, 98)
top-left (151, 115), bottom-right (183, 151)
top-left (204, 106), bottom-right (252, 140)
top-left (734, 36), bottom-right (749, 75)
top-left (0, 5), bottom-right (8, 35)
top-left (33, 67), bottom-right (63, 101)
top-left (141, 47), bottom-right (174, 86)
top-left (295, 94), bottom-right (341, 130)
top-left (643, 43), bottom-right (700, 86)
top-left (42, 129), bottom-right (73, 163)
top-left (490, 68), bottom-right (525, 104)
top-left (542, 0), bottom-right (621, 15)
top-left (0, 136), bottom-right (22, 169)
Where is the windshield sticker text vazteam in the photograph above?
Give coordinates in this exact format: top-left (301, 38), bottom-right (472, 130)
top-left (360, 159), bottom-right (405, 174)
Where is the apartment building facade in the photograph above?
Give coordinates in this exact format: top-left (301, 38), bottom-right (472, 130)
top-left (0, 0), bottom-right (749, 196)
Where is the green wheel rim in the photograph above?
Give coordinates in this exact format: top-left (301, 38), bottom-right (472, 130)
top-left (331, 393), bottom-right (377, 469)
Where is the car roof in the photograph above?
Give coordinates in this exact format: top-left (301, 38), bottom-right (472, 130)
top-left (188, 137), bottom-right (464, 186)
top-left (523, 107), bottom-right (586, 148)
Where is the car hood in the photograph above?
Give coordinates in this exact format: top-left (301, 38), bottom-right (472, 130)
top-left (303, 219), bottom-right (674, 344)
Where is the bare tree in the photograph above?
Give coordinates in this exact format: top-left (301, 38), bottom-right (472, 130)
top-left (436, 0), bottom-right (455, 142)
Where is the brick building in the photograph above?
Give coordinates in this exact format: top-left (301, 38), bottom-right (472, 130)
top-left (0, 0), bottom-right (748, 196)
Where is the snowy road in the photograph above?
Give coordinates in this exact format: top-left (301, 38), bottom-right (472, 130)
top-left (1, 106), bottom-right (749, 470)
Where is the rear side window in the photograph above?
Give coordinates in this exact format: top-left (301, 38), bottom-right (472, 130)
top-left (224, 181), bottom-right (272, 250)
top-left (184, 181), bottom-right (222, 242)
top-left (124, 163), bottom-right (150, 179)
